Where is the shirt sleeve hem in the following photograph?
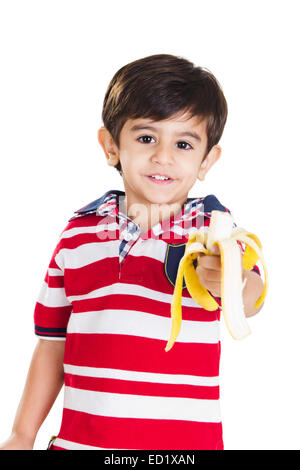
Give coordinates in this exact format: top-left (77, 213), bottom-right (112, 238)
top-left (35, 334), bottom-right (66, 341)
top-left (34, 325), bottom-right (67, 339)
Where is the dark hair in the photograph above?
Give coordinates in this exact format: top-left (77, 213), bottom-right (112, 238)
top-left (101, 54), bottom-right (228, 176)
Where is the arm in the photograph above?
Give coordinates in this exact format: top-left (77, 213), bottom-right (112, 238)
top-left (0, 339), bottom-right (65, 450)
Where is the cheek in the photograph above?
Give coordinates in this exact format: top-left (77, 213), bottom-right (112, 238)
top-left (119, 150), bottom-right (135, 172)
top-left (179, 157), bottom-right (202, 176)
top-left (119, 148), bottom-right (132, 164)
top-left (179, 163), bottom-right (199, 181)
top-left (120, 144), bottom-right (147, 162)
top-left (119, 152), bottom-right (145, 177)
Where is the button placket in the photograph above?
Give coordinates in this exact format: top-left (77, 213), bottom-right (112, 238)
top-left (118, 234), bottom-right (144, 282)
top-left (123, 231), bottom-right (133, 242)
top-left (118, 217), bottom-right (141, 276)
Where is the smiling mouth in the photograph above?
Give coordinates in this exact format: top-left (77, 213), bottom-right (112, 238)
top-left (146, 175), bottom-right (175, 185)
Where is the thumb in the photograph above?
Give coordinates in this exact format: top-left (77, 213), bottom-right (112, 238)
top-left (211, 244), bottom-right (220, 255)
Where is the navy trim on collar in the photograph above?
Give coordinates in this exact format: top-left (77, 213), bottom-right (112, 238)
top-left (76, 189), bottom-right (126, 214)
top-left (203, 194), bottom-right (228, 213)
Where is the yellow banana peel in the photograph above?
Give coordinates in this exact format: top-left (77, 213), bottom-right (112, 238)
top-left (165, 210), bottom-right (267, 352)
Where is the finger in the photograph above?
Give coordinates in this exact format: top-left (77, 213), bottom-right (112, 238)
top-left (197, 272), bottom-right (221, 297)
top-left (196, 264), bottom-right (222, 282)
top-left (210, 244), bottom-right (220, 255)
top-left (207, 284), bottom-right (221, 298)
top-left (197, 254), bottom-right (221, 271)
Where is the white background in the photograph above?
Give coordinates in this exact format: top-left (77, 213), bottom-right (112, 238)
top-left (0, 0), bottom-right (299, 450)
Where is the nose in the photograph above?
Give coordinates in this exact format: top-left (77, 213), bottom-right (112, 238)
top-left (151, 141), bottom-right (174, 166)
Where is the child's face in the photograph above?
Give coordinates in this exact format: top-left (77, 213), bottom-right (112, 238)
top-left (99, 110), bottom-right (221, 209)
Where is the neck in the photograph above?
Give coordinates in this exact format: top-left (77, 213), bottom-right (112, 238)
top-left (120, 195), bottom-right (187, 234)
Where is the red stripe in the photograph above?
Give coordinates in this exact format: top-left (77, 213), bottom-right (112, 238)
top-left (48, 256), bottom-right (62, 271)
top-left (56, 409), bottom-right (223, 450)
top-left (34, 303), bottom-right (72, 328)
top-left (64, 374), bottom-right (219, 400)
top-left (67, 213), bottom-right (100, 228)
top-left (64, 334), bottom-right (220, 377)
top-left (61, 225), bottom-right (120, 249)
top-left (45, 272), bottom-right (65, 288)
top-left (72, 293), bottom-right (220, 322)
top-left (252, 264), bottom-right (261, 275)
top-left (64, 257), bottom-right (119, 296)
top-left (236, 239), bottom-right (245, 253)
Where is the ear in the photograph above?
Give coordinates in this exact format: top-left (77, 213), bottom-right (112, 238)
top-left (197, 145), bottom-right (222, 181)
top-left (97, 126), bottom-right (120, 167)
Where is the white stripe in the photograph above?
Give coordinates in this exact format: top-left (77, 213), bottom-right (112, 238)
top-left (58, 238), bottom-right (167, 267)
top-left (59, 222), bottom-right (119, 240)
top-left (64, 386), bottom-right (221, 423)
top-left (66, 309), bottom-right (219, 344)
top-left (52, 437), bottom-right (121, 450)
top-left (63, 364), bottom-right (219, 387)
top-left (171, 225), bottom-right (198, 236)
top-left (37, 281), bottom-right (71, 307)
top-left (68, 282), bottom-right (213, 310)
top-left (48, 268), bottom-right (63, 276)
top-left (129, 238), bottom-right (169, 262)
top-left (37, 336), bottom-right (66, 341)
top-left (57, 240), bottom-right (119, 269)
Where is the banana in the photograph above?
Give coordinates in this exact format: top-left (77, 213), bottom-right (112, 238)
top-left (165, 210), bottom-right (267, 352)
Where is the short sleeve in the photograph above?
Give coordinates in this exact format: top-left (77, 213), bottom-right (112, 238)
top-left (33, 233), bottom-right (73, 341)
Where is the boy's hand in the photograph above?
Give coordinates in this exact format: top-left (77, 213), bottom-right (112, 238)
top-left (195, 244), bottom-right (245, 298)
top-left (0, 432), bottom-right (34, 450)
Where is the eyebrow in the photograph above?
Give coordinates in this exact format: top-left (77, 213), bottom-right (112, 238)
top-left (130, 124), bottom-right (202, 142)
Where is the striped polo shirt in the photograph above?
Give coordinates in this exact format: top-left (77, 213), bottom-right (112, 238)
top-left (34, 189), bottom-right (260, 450)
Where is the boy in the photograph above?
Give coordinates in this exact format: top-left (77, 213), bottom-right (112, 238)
top-left (0, 54), bottom-right (264, 450)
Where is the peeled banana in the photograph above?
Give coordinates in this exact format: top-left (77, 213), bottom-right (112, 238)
top-left (165, 210), bottom-right (267, 352)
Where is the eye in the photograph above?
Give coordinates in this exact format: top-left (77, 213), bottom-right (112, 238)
top-left (137, 135), bottom-right (155, 144)
top-left (177, 141), bottom-right (192, 150)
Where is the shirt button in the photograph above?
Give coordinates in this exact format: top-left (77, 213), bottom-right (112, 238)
top-left (123, 232), bottom-right (133, 241)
